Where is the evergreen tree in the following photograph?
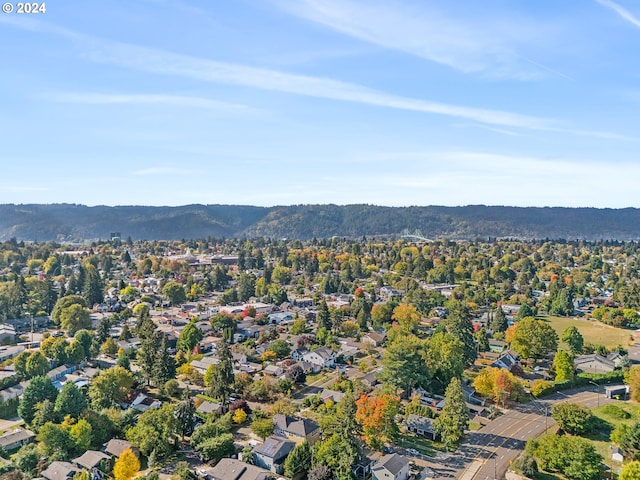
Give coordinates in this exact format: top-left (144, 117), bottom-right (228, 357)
top-left (207, 340), bottom-right (234, 404)
top-left (316, 301), bottom-right (331, 330)
top-left (82, 264), bottom-right (104, 306)
top-left (95, 317), bottom-right (110, 346)
top-left (284, 441), bottom-right (312, 478)
top-left (434, 377), bottom-right (468, 451)
top-left (153, 336), bottom-right (176, 387)
top-left (490, 306), bottom-right (508, 333)
top-left (75, 329), bottom-right (93, 361)
top-left (139, 332), bottom-right (161, 385)
top-left (174, 391), bottom-right (196, 439)
top-left (444, 302), bottom-right (477, 366)
top-left (474, 327), bottom-right (490, 352)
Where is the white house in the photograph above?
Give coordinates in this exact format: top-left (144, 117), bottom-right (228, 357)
top-left (301, 347), bottom-right (335, 371)
top-left (371, 453), bottom-right (410, 480)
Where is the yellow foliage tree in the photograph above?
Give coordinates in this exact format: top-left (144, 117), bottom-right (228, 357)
top-left (233, 408), bottom-right (247, 424)
top-left (625, 365), bottom-right (640, 402)
top-left (260, 351), bottom-right (278, 362)
top-left (391, 304), bottom-right (421, 333)
top-left (113, 448), bottom-right (140, 480)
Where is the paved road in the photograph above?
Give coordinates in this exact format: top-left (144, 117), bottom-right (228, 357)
top-left (291, 371), bottom-right (339, 401)
top-left (424, 388), bottom-right (613, 480)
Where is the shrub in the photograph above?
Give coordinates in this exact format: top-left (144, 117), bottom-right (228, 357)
top-left (600, 404), bottom-right (631, 420)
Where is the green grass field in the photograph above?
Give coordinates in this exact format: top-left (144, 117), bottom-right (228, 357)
top-left (586, 403), bottom-right (640, 474)
top-left (542, 315), bottom-right (634, 349)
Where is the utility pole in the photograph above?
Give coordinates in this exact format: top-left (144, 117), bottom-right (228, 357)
top-left (588, 381), bottom-right (600, 408)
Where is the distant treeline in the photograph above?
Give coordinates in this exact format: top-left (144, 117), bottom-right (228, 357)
top-left (1, 203), bottom-right (640, 241)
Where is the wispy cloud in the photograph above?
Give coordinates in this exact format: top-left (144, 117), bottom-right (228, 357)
top-left (596, 0), bottom-right (640, 28)
top-left (273, 0), bottom-right (558, 80)
top-left (3, 17), bottom-right (631, 139)
top-left (43, 92), bottom-right (249, 111)
top-left (133, 167), bottom-right (197, 176)
top-left (77, 37), bottom-right (552, 130)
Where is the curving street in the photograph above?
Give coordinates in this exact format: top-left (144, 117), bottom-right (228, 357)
top-left (421, 388), bottom-right (613, 480)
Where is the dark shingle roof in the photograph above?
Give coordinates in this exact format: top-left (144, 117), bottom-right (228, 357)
top-left (376, 453), bottom-right (410, 476)
top-left (254, 435), bottom-right (295, 461)
top-left (273, 414), bottom-right (319, 437)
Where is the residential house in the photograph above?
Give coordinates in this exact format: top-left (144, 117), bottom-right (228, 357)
top-left (362, 331), bottom-right (386, 347)
top-left (0, 428), bottom-right (35, 451)
top-left (268, 312), bottom-right (293, 324)
top-left (292, 297), bottom-right (314, 308)
top-left (380, 286), bottom-right (402, 299)
top-left (41, 461), bottom-right (80, 480)
top-left (196, 400), bottom-right (225, 417)
top-left (607, 351), bottom-right (626, 368)
top-left (574, 354), bottom-right (616, 374)
top-left (294, 360), bottom-right (314, 374)
top-left (301, 347), bottom-right (335, 372)
top-left (371, 453), bottom-right (410, 480)
top-left (491, 351), bottom-right (520, 373)
top-left (104, 438), bottom-right (139, 459)
top-left (273, 414), bottom-right (321, 445)
top-left (72, 450), bottom-right (110, 471)
top-left (0, 324), bottom-right (16, 344)
top-left (320, 389), bottom-right (345, 404)
top-left (0, 381), bottom-right (26, 403)
top-left (361, 370), bottom-right (380, 388)
top-left (263, 364), bottom-right (283, 377)
top-left (338, 341), bottom-right (360, 361)
top-left (201, 458), bottom-right (271, 480)
top-left (488, 339), bottom-right (507, 353)
top-left (116, 337), bottom-right (141, 353)
top-left (130, 393), bottom-right (162, 412)
top-left (461, 383), bottom-right (486, 407)
top-left (405, 414), bottom-right (437, 440)
top-left (291, 347), bottom-right (309, 362)
top-left (0, 345), bottom-right (25, 362)
top-left (48, 364), bottom-right (78, 380)
top-left (252, 435), bottom-right (296, 474)
top-left (191, 356), bottom-right (218, 375)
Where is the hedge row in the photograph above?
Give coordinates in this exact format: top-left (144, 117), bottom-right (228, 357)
top-left (531, 370), bottom-right (626, 398)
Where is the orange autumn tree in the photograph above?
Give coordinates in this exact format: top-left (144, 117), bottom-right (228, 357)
top-left (473, 367), bottom-right (526, 406)
top-left (355, 392), bottom-right (400, 451)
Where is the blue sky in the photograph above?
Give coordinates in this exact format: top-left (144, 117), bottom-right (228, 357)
top-left (1, 0), bottom-right (640, 208)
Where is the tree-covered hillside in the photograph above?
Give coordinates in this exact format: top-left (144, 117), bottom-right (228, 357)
top-left (1, 203), bottom-right (640, 241)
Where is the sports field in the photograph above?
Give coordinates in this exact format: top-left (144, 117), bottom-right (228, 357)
top-left (543, 315), bottom-right (635, 349)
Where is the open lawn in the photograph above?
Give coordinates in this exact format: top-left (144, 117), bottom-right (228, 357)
top-left (588, 403), bottom-right (640, 462)
top-left (397, 432), bottom-right (442, 455)
top-left (542, 315), bottom-right (634, 349)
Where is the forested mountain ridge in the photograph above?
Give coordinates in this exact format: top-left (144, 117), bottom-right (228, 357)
top-left (1, 203), bottom-right (640, 241)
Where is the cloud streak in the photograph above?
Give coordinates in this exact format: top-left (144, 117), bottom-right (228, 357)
top-left (78, 37), bottom-right (553, 130)
top-left (44, 92), bottom-right (249, 111)
top-left (596, 0), bottom-right (640, 28)
top-left (3, 17), bottom-right (632, 140)
top-left (274, 0), bottom-right (555, 80)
